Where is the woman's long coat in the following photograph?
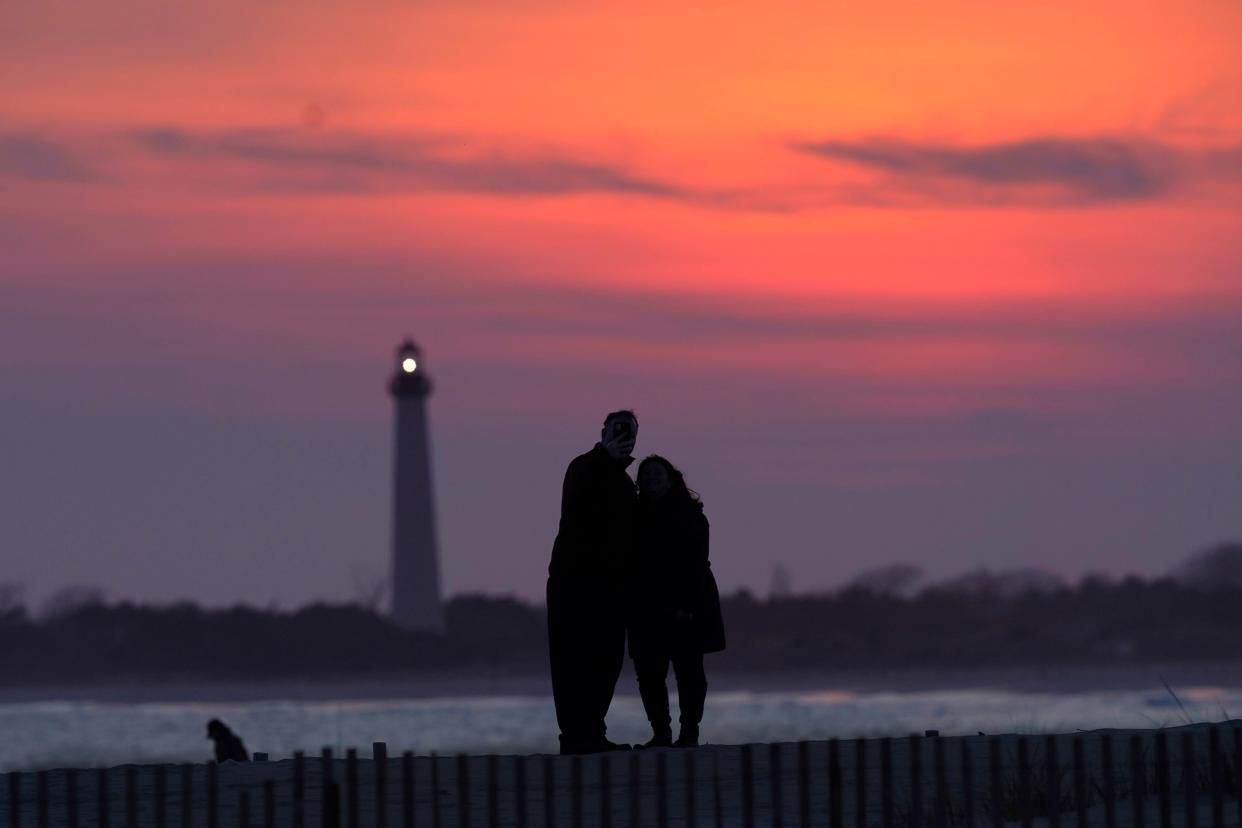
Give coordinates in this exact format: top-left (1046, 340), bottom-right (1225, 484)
top-left (627, 497), bottom-right (726, 658)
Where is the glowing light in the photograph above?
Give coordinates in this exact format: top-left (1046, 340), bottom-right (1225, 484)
top-left (402, 357), bottom-right (417, 373)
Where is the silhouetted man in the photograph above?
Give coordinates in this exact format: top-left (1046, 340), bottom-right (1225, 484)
top-left (548, 410), bottom-right (639, 754)
top-left (206, 718), bottom-right (249, 763)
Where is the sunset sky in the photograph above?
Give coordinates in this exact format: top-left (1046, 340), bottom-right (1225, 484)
top-left (3, 0), bottom-right (1241, 609)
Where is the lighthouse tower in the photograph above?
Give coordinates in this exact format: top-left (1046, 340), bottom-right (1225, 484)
top-left (388, 338), bottom-right (444, 632)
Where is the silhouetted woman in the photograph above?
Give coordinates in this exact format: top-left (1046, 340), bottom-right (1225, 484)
top-left (629, 455), bottom-right (725, 748)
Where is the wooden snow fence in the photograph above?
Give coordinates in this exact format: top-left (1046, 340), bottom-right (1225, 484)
top-left (4, 724), bottom-right (1242, 827)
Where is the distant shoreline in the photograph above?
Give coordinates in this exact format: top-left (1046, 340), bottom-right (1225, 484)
top-left (3, 659), bottom-right (1241, 704)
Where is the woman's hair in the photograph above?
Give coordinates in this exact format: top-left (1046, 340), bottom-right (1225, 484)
top-left (637, 454), bottom-right (703, 508)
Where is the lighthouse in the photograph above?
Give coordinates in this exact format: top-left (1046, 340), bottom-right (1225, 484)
top-left (389, 338), bottom-right (444, 632)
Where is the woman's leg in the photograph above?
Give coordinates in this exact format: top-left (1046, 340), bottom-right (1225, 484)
top-left (671, 650), bottom-right (707, 744)
top-left (632, 650), bottom-right (673, 743)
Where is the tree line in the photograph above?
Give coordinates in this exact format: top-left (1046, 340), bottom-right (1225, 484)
top-left (1, 543), bottom-right (1239, 684)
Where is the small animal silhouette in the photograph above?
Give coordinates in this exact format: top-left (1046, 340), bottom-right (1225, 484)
top-left (206, 718), bottom-right (249, 763)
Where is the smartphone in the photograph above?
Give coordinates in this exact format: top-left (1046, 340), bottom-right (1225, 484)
top-left (613, 420), bottom-right (633, 439)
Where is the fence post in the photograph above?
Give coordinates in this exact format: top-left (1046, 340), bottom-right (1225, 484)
top-left (239, 791), bottom-right (251, 828)
top-left (770, 742), bottom-right (782, 828)
top-left (375, 743), bottom-right (389, 828)
top-left (655, 751), bottom-right (668, 828)
top-left (1045, 735), bottom-right (1061, 828)
top-left (325, 783), bottom-right (342, 828)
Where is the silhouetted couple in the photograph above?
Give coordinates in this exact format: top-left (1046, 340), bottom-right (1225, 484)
top-left (548, 410), bottom-right (725, 755)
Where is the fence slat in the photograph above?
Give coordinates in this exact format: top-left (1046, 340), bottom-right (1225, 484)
top-left (880, 738), bottom-right (893, 828)
top-left (457, 754), bottom-right (470, 828)
top-left (1101, 735), bottom-right (1116, 828)
top-left (264, 780), bottom-right (276, 828)
top-left (961, 739), bottom-right (975, 828)
top-left (8, 771), bottom-right (20, 828)
top-left (1182, 733), bottom-right (1197, 828)
top-left (487, 754), bottom-right (499, 828)
top-left (1017, 737), bottom-right (1032, 828)
top-left (770, 743), bottom-right (782, 828)
top-left (829, 740), bottom-right (842, 828)
top-left (572, 755), bottom-right (584, 828)
top-left (375, 743), bottom-right (389, 828)
top-left (99, 768), bottom-right (111, 828)
top-left (1074, 737), bottom-right (1087, 828)
top-left (207, 763), bottom-right (219, 828)
top-left (933, 735), bottom-right (947, 828)
top-left (742, 745), bottom-right (755, 828)
top-left (67, 768), bottom-right (79, 828)
top-left (712, 750), bottom-right (723, 828)
top-left (600, 754), bottom-right (612, 828)
top-left (989, 737), bottom-right (1003, 828)
top-left (908, 736), bottom-right (922, 828)
top-left (1209, 728), bottom-right (1224, 828)
top-left (1130, 735), bottom-right (1145, 828)
top-left (37, 770), bottom-right (49, 828)
top-left (430, 754), bottom-right (441, 828)
top-left (855, 739), bottom-right (866, 828)
top-left (181, 764), bottom-right (192, 828)
top-left (401, 752), bottom-right (414, 828)
top-left (543, 754), bottom-right (555, 828)
top-left (1155, 732), bottom-right (1171, 828)
top-left (628, 752), bottom-right (639, 828)
top-left (514, 755), bottom-right (527, 828)
top-left (294, 751), bottom-right (306, 828)
top-left (126, 766), bottom-right (137, 828)
top-left (1046, 735), bottom-right (1061, 828)
top-left (347, 749), bottom-right (359, 828)
top-left (683, 750), bottom-right (695, 828)
top-left (323, 749), bottom-right (336, 828)
top-left (155, 765), bottom-right (167, 828)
